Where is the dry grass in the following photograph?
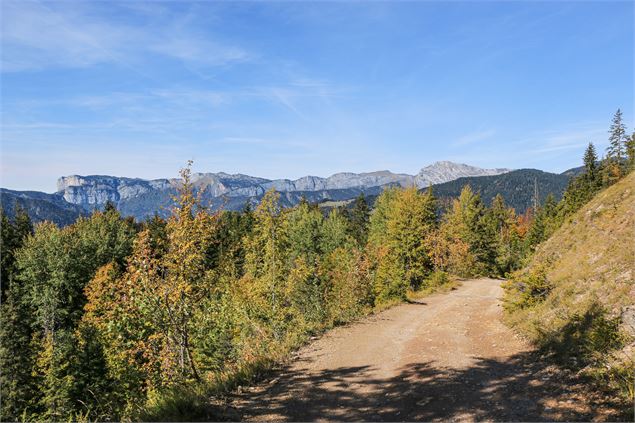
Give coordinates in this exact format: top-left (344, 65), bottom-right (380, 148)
top-left (504, 172), bottom-right (635, 406)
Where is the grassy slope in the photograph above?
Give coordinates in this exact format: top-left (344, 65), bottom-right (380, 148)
top-left (505, 172), bottom-right (635, 404)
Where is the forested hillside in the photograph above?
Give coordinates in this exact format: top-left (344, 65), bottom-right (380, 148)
top-left (0, 189), bottom-right (87, 226)
top-left (503, 111), bottom-right (635, 408)
top-left (430, 168), bottom-right (570, 212)
top-left (0, 161), bottom-right (508, 224)
top-left (503, 172), bottom-right (635, 405)
top-left (0, 166), bottom-right (573, 226)
top-left (1, 111), bottom-right (633, 421)
top-left (355, 168), bottom-right (572, 217)
top-left (0, 163), bottom-right (539, 421)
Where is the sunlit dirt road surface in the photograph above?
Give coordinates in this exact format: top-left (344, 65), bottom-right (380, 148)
top-left (231, 278), bottom-right (623, 422)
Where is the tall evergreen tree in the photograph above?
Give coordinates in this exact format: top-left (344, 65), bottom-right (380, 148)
top-left (385, 187), bottom-right (437, 290)
top-left (103, 200), bottom-right (118, 213)
top-left (583, 142), bottom-right (598, 184)
top-left (607, 108), bottom-right (626, 162)
top-left (526, 193), bottom-right (559, 250)
top-left (368, 187), bottom-right (399, 247)
top-left (0, 206), bottom-right (33, 300)
top-left (488, 194), bottom-right (510, 236)
top-left (1, 210), bottom-right (17, 300)
top-left (286, 200), bottom-right (324, 264)
top-left (468, 196), bottom-right (498, 274)
top-left (242, 189), bottom-right (290, 331)
top-left (321, 209), bottom-right (352, 255)
top-left (348, 194), bottom-right (370, 247)
top-left (9, 206), bottom-right (136, 419)
top-left (605, 109), bottom-right (628, 182)
top-left (0, 282), bottom-right (40, 420)
top-left (626, 131), bottom-right (635, 172)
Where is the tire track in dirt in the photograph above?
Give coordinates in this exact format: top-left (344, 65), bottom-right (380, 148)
top-left (231, 278), bottom-right (623, 421)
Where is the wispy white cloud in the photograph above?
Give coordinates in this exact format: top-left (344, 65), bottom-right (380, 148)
top-left (514, 122), bottom-right (608, 156)
top-left (150, 36), bottom-right (250, 68)
top-left (0, 0), bottom-right (251, 72)
top-left (1, 1), bottom-right (127, 71)
top-left (2, 78), bottom-right (346, 133)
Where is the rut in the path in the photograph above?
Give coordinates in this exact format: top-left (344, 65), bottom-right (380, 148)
top-left (229, 279), bottom-right (623, 422)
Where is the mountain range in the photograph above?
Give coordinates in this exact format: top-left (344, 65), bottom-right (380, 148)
top-left (1, 161), bottom-right (576, 226)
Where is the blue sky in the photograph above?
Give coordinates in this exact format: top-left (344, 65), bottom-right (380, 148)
top-left (1, 1), bottom-right (633, 192)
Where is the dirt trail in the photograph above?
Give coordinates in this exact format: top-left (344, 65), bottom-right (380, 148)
top-left (231, 278), bottom-right (621, 421)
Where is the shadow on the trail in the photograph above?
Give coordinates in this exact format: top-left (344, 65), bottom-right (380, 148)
top-left (236, 351), bottom-right (626, 422)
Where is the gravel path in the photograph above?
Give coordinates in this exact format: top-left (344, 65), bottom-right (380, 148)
top-left (231, 278), bottom-right (623, 421)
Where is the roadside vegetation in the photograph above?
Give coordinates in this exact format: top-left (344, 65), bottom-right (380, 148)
top-left (1, 110), bottom-right (633, 421)
top-left (503, 110), bottom-right (635, 410)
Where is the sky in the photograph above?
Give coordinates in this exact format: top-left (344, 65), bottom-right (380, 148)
top-left (1, 0), bottom-right (633, 192)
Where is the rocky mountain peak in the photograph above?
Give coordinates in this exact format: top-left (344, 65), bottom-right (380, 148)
top-left (414, 161), bottom-right (510, 187)
top-left (52, 161), bottom-right (511, 215)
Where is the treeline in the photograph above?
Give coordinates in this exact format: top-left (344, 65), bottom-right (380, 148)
top-left (1, 111), bottom-right (633, 421)
top-left (526, 109), bottom-right (635, 249)
top-left (0, 171), bottom-right (525, 421)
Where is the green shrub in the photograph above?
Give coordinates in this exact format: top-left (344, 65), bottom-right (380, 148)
top-left (427, 270), bottom-right (449, 288)
top-left (602, 357), bottom-right (635, 402)
top-left (538, 302), bottom-right (626, 367)
top-left (503, 265), bottom-right (552, 311)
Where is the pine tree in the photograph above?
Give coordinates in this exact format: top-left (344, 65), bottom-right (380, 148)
top-left (626, 131), bottom-right (635, 172)
top-left (287, 200), bottom-right (324, 264)
top-left (1, 210), bottom-right (17, 300)
top-left (583, 142), bottom-right (598, 185)
top-left (242, 189), bottom-right (290, 332)
top-left (368, 187), bottom-right (399, 246)
top-left (526, 193), bottom-right (558, 250)
top-left (541, 193), bottom-right (559, 237)
top-left (348, 194), bottom-right (370, 246)
top-left (440, 186), bottom-right (496, 276)
top-left (320, 209), bottom-right (352, 255)
top-left (0, 282), bottom-right (40, 420)
top-left (0, 206), bottom-right (33, 300)
top-left (366, 187), bottom-right (402, 302)
top-left (13, 205), bottom-right (33, 240)
top-left (606, 108), bottom-right (627, 181)
top-left (439, 186), bottom-right (477, 276)
top-left (103, 200), bottom-right (117, 213)
top-left (468, 196), bottom-right (498, 274)
top-left (607, 109), bottom-right (626, 161)
top-left (207, 208), bottom-right (253, 275)
top-left (489, 194), bottom-right (510, 236)
top-left (285, 201), bottom-right (326, 326)
top-left (385, 187), bottom-right (437, 290)
top-left (525, 207), bottom-right (545, 250)
top-left (11, 204), bottom-right (136, 419)
top-left (486, 194), bottom-right (519, 275)
top-left (320, 246), bottom-right (370, 325)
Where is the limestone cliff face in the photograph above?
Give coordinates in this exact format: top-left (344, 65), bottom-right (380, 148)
top-left (57, 175), bottom-right (172, 206)
top-left (414, 161), bottom-right (510, 188)
top-left (54, 161), bottom-right (511, 217)
top-left (263, 171), bottom-right (415, 192)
